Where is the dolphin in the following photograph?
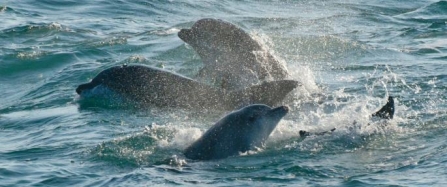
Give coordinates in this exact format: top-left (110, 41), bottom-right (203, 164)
top-left (178, 18), bottom-right (289, 90)
top-left (76, 64), bottom-right (299, 110)
top-left (183, 104), bottom-right (289, 160)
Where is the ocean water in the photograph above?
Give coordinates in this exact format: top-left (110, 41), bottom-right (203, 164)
top-left (1, 0), bottom-right (447, 186)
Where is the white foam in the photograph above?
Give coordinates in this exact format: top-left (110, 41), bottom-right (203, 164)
top-left (250, 31), bottom-right (290, 77)
top-left (168, 127), bottom-right (203, 149)
top-left (141, 121), bottom-right (205, 151)
top-left (150, 28), bottom-right (181, 35)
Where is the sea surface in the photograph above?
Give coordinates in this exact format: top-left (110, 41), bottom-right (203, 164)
top-left (1, 0), bottom-right (447, 186)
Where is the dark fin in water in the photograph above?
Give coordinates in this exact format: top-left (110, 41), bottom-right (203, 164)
top-left (299, 130), bottom-right (310, 137)
top-left (372, 96), bottom-right (395, 119)
top-left (245, 80), bottom-right (300, 106)
top-left (299, 97), bottom-right (394, 138)
top-left (299, 128), bottom-right (336, 137)
top-left (226, 80), bottom-right (300, 108)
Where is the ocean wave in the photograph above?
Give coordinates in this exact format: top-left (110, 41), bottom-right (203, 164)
top-left (1, 22), bottom-right (70, 36)
top-left (396, 1), bottom-right (447, 21)
top-left (0, 52), bottom-right (76, 77)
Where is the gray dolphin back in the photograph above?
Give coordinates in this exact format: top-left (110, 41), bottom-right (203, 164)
top-left (76, 65), bottom-right (298, 110)
top-left (76, 65), bottom-right (223, 108)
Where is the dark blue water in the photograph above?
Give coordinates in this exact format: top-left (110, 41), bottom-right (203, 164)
top-left (1, 0), bottom-right (446, 186)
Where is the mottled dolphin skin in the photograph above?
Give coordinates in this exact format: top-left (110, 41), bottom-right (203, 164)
top-left (76, 64), bottom-right (299, 110)
top-left (184, 104), bottom-right (289, 160)
top-left (178, 18), bottom-right (289, 90)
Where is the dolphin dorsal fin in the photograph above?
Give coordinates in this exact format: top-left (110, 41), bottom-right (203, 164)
top-left (372, 96), bottom-right (395, 119)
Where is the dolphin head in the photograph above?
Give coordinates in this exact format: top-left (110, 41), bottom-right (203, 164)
top-left (178, 18), bottom-right (259, 53)
top-left (178, 18), bottom-right (226, 46)
top-left (178, 28), bottom-right (194, 44)
top-left (76, 65), bottom-right (126, 95)
top-left (240, 104), bottom-right (289, 149)
top-left (178, 18), bottom-right (289, 90)
top-left (183, 104), bottom-right (288, 160)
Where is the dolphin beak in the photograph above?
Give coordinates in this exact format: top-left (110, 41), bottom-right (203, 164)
top-left (76, 82), bottom-right (97, 95)
top-left (268, 105), bottom-right (289, 118)
top-left (178, 29), bottom-right (193, 43)
top-left (257, 105), bottom-right (289, 139)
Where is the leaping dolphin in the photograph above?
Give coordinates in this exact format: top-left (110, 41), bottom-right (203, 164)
top-left (178, 18), bottom-right (289, 90)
